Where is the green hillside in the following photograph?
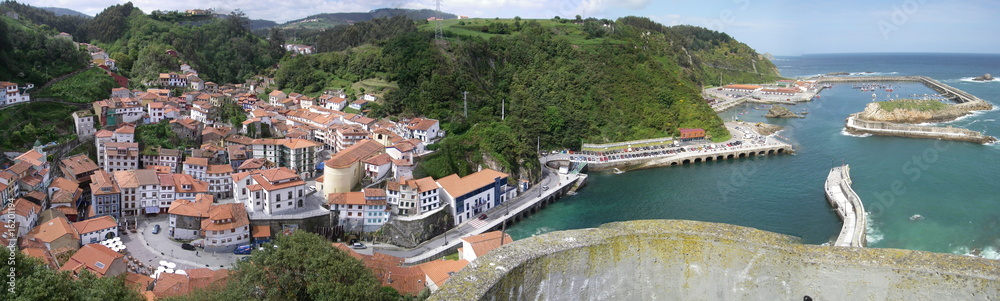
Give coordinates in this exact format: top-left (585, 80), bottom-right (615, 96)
top-left (275, 16), bottom-right (780, 180)
top-left (0, 13), bottom-right (89, 85)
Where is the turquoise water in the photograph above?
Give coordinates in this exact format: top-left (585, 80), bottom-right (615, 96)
top-left (508, 53), bottom-right (1000, 258)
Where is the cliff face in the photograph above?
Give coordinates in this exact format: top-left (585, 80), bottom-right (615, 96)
top-left (857, 102), bottom-right (969, 123)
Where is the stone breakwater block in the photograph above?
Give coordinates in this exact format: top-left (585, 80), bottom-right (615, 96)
top-left (432, 219), bottom-right (1000, 301)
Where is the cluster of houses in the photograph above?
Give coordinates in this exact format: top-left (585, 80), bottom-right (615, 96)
top-left (1, 42), bottom-right (538, 297)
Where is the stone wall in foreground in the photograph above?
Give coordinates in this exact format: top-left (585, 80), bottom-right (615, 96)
top-left (431, 220), bottom-right (1000, 301)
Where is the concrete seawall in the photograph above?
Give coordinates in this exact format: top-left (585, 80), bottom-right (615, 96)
top-left (846, 115), bottom-right (997, 144)
top-left (815, 75), bottom-right (993, 110)
top-left (431, 220), bottom-right (1000, 301)
top-left (824, 165), bottom-right (866, 248)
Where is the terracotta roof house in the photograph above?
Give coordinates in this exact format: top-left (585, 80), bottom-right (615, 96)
top-left (59, 243), bottom-right (126, 278)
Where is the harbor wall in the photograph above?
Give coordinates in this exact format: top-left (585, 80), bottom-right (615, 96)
top-left (431, 220), bottom-right (1000, 301)
top-left (846, 115), bottom-right (997, 144)
top-left (815, 76), bottom-right (993, 110)
top-left (823, 165), bottom-right (867, 248)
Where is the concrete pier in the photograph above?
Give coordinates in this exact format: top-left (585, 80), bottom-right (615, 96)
top-left (814, 75), bottom-right (992, 110)
top-left (824, 165), bottom-right (866, 247)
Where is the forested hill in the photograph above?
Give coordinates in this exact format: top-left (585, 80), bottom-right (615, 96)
top-left (274, 16), bottom-right (780, 180)
top-left (0, 9), bottom-right (89, 85)
top-left (278, 8), bottom-right (457, 30)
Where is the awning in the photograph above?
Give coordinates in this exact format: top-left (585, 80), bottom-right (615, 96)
top-left (145, 207), bottom-right (159, 214)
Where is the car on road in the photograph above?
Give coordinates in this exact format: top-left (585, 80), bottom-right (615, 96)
top-left (351, 242), bottom-right (367, 249)
top-left (542, 186), bottom-right (549, 191)
top-left (234, 244), bottom-right (253, 254)
top-left (151, 225), bottom-right (161, 234)
top-left (478, 214), bottom-right (488, 220)
top-left (181, 243), bottom-right (196, 251)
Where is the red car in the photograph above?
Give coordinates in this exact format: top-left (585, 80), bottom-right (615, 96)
top-left (478, 214), bottom-right (488, 220)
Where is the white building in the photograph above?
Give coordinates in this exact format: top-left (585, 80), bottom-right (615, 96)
top-left (437, 169), bottom-right (518, 224)
top-left (72, 110), bottom-right (98, 138)
top-left (386, 176), bottom-right (440, 216)
top-left (72, 216), bottom-right (118, 245)
top-left (248, 138), bottom-right (322, 178)
top-left (182, 157), bottom-right (208, 181)
top-left (205, 164), bottom-right (233, 199)
top-left (405, 118), bottom-right (442, 143)
top-left (140, 147), bottom-right (181, 173)
top-left (326, 188), bottom-right (388, 232)
top-left (202, 203), bottom-right (250, 252)
top-left (1, 81), bottom-right (30, 106)
top-left (101, 142), bottom-right (139, 172)
top-left (231, 167), bottom-right (307, 215)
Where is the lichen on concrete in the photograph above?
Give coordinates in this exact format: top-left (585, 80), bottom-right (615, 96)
top-left (430, 219), bottom-right (1000, 301)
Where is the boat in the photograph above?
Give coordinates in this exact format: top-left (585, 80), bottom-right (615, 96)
top-left (612, 168), bottom-right (624, 174)
top-left (910, 214), bottom-right (924, 221)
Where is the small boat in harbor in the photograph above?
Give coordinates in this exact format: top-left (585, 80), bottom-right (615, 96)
top-left (910, 214), bottom-right (924, 221)
top-left (612, 168), bottom-right (624, 174)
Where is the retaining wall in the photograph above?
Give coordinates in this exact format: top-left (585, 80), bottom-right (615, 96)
top-left (431, 220), bottom-right (1000, 301)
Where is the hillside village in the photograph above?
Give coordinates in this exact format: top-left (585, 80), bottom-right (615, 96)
top-left (1, 42), bottom-right (527, 297)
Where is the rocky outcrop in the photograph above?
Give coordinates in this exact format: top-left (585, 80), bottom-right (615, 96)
top-left (972, 73), bottom-right (993, 81)
top-left (856, 102), bottom-right (969, 124)
top-left (378, 208), bottom-right (453, 248)
top-left (764, 106), bottom-right (803, 118)
top-left (753, 123), bottom-right (784, 136)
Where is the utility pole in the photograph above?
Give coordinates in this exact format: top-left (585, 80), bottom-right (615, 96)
top-left (463, 91), bottom-right (468, 118)
top-left (434, 0), bottom-right (444, 41)
top-left (501, 98), bottom-right (505, 121)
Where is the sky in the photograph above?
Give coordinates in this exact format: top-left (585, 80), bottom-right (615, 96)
top-left (21, 0), bottom-right (1000, 55)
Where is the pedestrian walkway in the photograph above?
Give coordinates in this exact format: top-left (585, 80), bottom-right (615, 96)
top-left (467, 219), bottom-right (488, 229)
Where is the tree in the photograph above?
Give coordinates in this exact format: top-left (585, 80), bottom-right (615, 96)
top-left (175, 231), bottom-right (398, 301)
top-left (0, 247), bottom-right (143, 300)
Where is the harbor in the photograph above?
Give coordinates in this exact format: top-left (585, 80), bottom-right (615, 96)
top-left (554, 122), bottom-right (794, 172)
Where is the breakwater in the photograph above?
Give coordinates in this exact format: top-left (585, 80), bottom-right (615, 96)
top-left (823, 165), bottom-right (866, 247)
top-left (846, 115), bottom-right (997, 144)
top-left (815, 76), bottom-right (993, 110)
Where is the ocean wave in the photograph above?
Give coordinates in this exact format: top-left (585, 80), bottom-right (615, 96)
top-left (954, 246), bottom-right (1000, 260)
top-left (865, 215), bottom-right (884, 245)
top-left (958, 77), bottom-right (1000, 83)
top-left (848, 71), bottom-right (899, 76)
top-left (841, 128), bottom-right (871, 138)
top-left (531, 227), bottom-right (555, 237)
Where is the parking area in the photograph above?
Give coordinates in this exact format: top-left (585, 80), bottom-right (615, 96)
top-left (120, 214), bottom-right (246, 272)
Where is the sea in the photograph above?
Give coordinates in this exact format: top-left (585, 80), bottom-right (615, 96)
top-left (507, 53), bottom-right (1000, 259)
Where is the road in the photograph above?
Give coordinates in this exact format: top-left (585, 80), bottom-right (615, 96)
top-left (376, 164), bottom-right (569, 263)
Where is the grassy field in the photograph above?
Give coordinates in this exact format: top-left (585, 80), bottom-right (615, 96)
top-left (0, 101), bottom-right (79, 151)
top-left (878, 99), bottom-right (949, 112)
top-left (351, 78), bottom-right (398, 99)
top-left (34, 67), bottom-right (120, 103)
top-left (421, 18), bottom-right (623, 46)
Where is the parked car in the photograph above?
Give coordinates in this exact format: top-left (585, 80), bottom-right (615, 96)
top-left (351, 242), bottom-right (367, 249)
top-left (234, 244), bottom-right (252, 255)
top-left (151, 225), bottom-right (161, 234)
top-left (181, 243), bottom-right (196, 251)
top-left (478, 214), bottom-right (488, 220)
top-left (542, 186), bottom-right (549, 191)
